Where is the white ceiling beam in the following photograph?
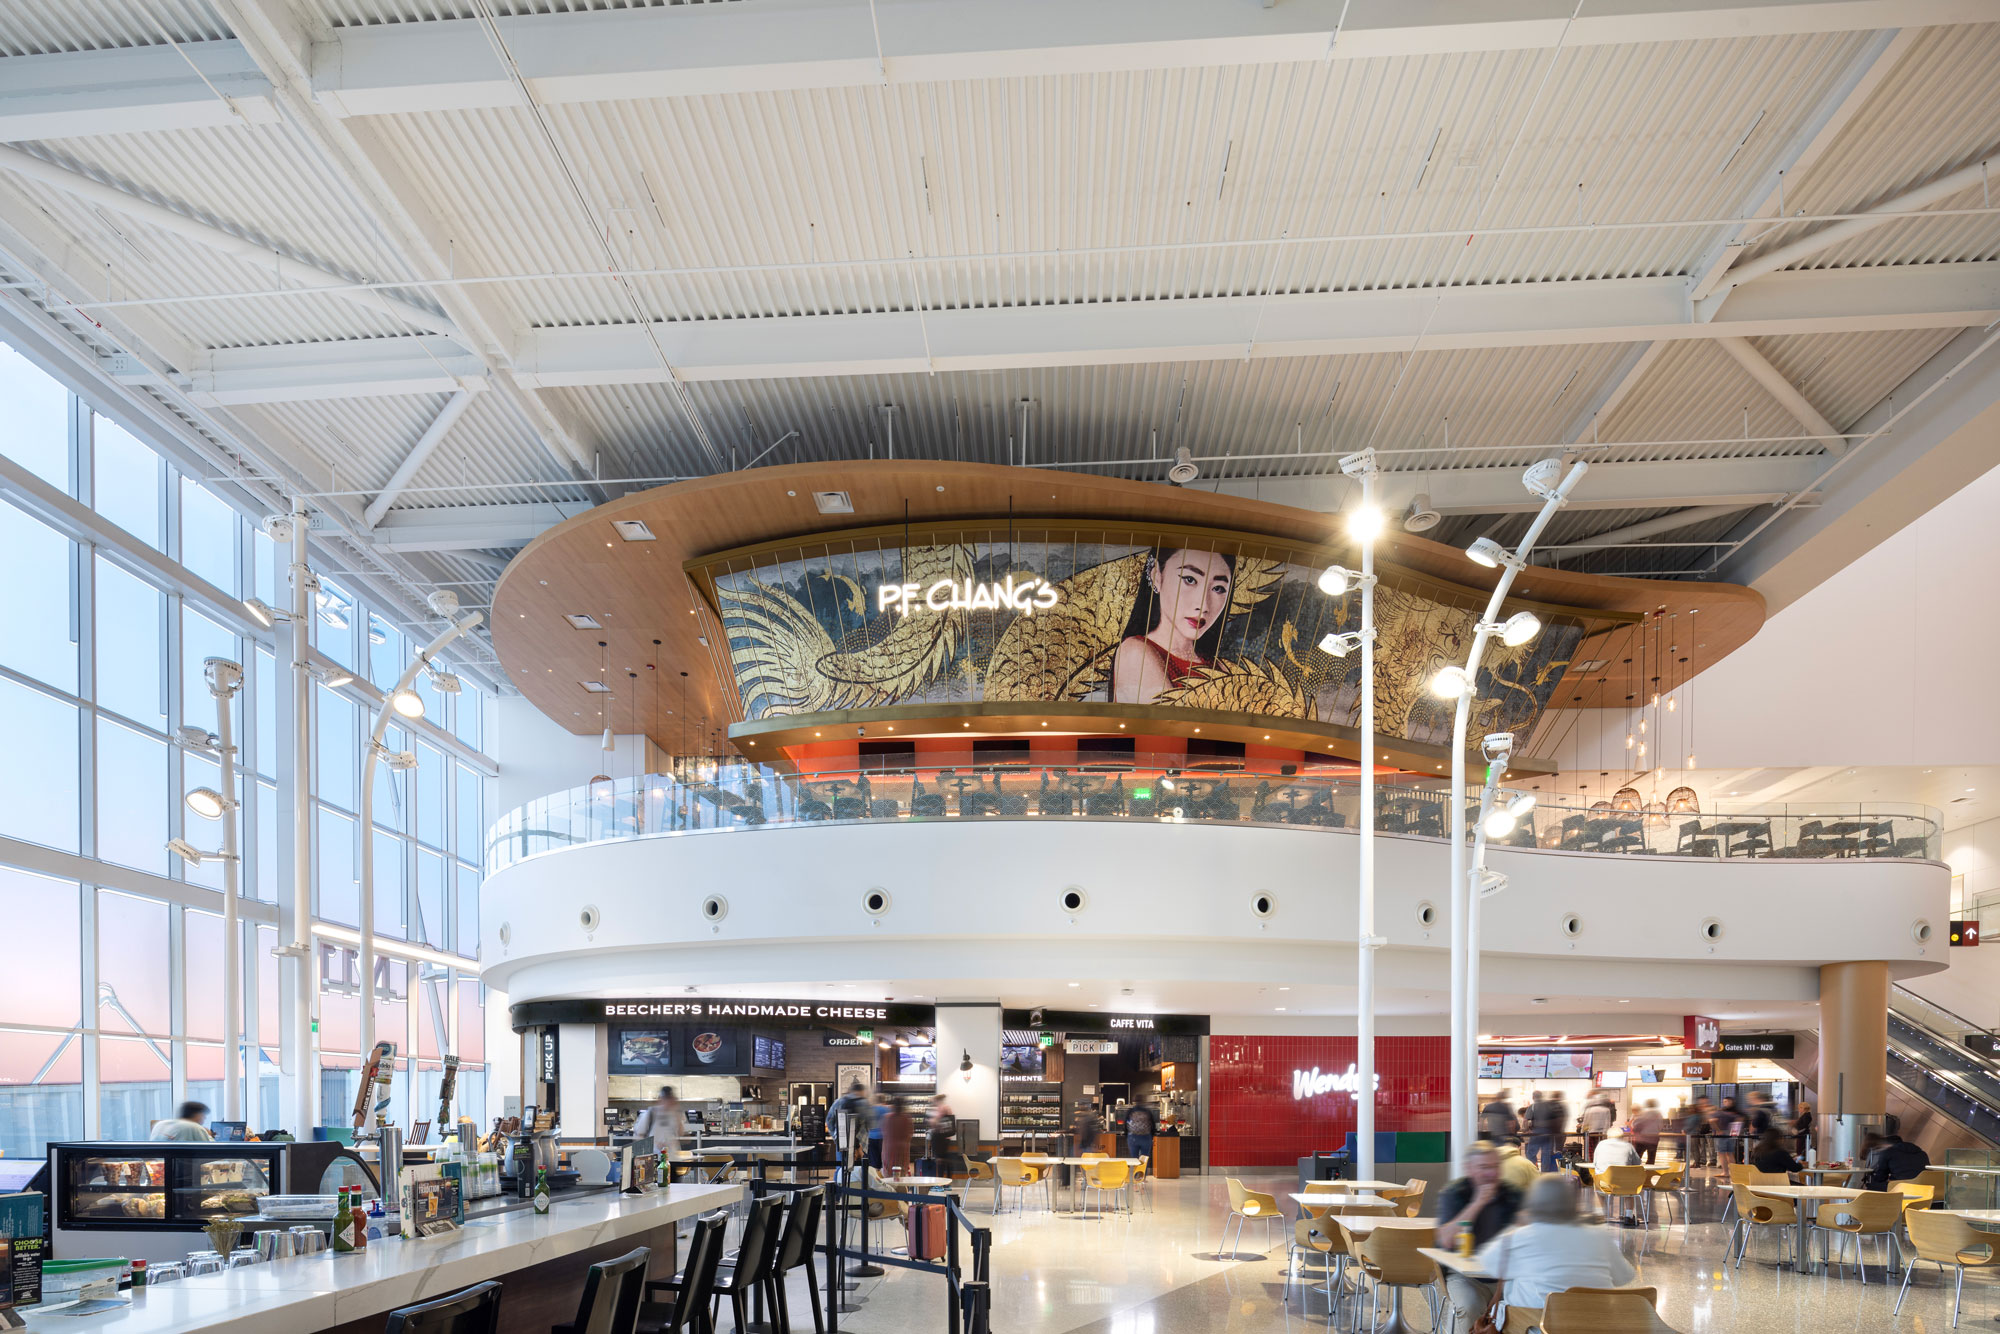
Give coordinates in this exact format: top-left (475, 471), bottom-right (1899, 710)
top-left (1717, 327), bottom-right (2000, 610)
top-left (304, 0), bottom-right (1988, 118)
top-left (369, 501), bottom-right (594, 553)
top-left (0, 143), bottom-right (462, 340)
top-left (179, 263), bottom-right (1999, 398)
top-left (0, 39), bottom-right (277, 142)
top-left (185, 335), bottom-right (484, 405)
top-left (209, 0), bottom-right (603, 486)
top-left (1211, 456), bottom-right (1820, 518)
top-left (504, 263), bottom-right (2000, 385)
top-left (1698, 155), bottom-right (2000, 319)
top-left (1542, 505), bottom-right (1758, 552)
top-left (364, 387), bottom-right (479, 528)
top-left (1687, 29), bottom-right (1918, 304)
top-left (1715, 335), bottom-right (1846, 457)
top-left (1561, 341), bottom-right (1667, 445)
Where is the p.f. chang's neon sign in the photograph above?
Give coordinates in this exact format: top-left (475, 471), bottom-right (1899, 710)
top-left (877, 577), bottom-right (1061, 617)
top-left (1292, 1065), bottom-right (1382, 1102)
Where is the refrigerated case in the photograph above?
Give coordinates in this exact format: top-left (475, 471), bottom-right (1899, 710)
top-left (48, 1141), bottom-right (377, 1262)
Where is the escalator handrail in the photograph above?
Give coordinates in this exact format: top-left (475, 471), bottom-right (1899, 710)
top-left (1892, 984), bottom-right (1998, 1047)
top-left (1888, 1021), bottom-right (2000, 1113)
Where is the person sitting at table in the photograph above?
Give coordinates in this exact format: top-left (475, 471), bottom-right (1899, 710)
top-left (1863, 1114), bottom-right (1931, 1192)
top-left (1494, 1142), bottom-right (1541, 1193)
top-left (1591, 1125), bottom-right (1639, 1171)
top-left (1435, 1142), bottom-right (1525, 1334)
top-left (1478, 1175), bottom-right (1639, 1327)
top-left (1750, 1127), bottom-right (1803, 1178)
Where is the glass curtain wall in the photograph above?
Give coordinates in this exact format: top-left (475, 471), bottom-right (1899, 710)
top-left (0, 341), bottom-right (495, 1155)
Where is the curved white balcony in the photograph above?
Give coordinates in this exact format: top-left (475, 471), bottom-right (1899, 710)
top-left (481, 759), bottom-right (1950, 1010)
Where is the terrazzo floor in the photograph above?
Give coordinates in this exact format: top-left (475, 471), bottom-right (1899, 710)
top-left (780, 1170), bottom-right (2000, 1333)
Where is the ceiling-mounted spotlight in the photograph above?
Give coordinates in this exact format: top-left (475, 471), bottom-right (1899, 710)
top-left (166, 838), bottom-right (207, 867)
top-left (1480, 732), bottom-right (1516, 764)
top-left (1482, 794), bottom-right (1537, 839)
top-left (389, 688), bottom-right (425, 719)
top-left (1522, 457), bottom-right (1567, 501)
top-left (428, 669), bottom-right (463, 695)
top-left (307, 662), bottom-right (354, 689)
top-left (241, 597), bottom-right (279, 629)
top-left (426, 589), bottom-right (461, 618)
top-left (1319, 632), bottom-right (1365, 658)
top-left (1497, 611), bottom-right (1541, 647)
top-left (1430, 665), bottom-right (1472, 700)
top-left (1317, 565), bottom-right (1360, 597)
top-left (184, 788), bottom-right (230, 821)
top-left (1167, 447), bottom-right (1199, 484)
top-left (1475, 867), bottom-right (1510, 898)
top-left (261, 515), bottom-right (295, 544)
top-left (1465, 537), bottom-right (1510, 569)
top-left (1403, 493), bottom-right (1440, 532)
top-left (1346, 506), bottom-right (1385, 541)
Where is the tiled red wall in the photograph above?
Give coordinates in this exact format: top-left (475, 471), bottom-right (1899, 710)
top-left (1208, 1035), bottom-right (1450, 1166)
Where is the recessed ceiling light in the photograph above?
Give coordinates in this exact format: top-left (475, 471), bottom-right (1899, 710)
top-left (1275, 1007), bottom-right (1287, 1012)
top-left (1618, 999), bottom-right (1630, 1004)
top-left (612, 519), bottom-right (656, 541)
top-left (1279, 986), bottom-right (1291, 991)
top-left (1067, 982), bottom-right (1080, 988)
top-left (581, 680), bottom-right (611, 693)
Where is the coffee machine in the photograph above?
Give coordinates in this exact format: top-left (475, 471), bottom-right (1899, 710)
top-left (501, 1120), bottom-right (559, 1198)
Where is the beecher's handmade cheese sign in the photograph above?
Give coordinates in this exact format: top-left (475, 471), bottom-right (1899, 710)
top-left (512, 996), bottom-right (936, 1031)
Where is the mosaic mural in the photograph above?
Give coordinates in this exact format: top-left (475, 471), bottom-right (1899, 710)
top-left (705, 534), bottom-right (1587, 746)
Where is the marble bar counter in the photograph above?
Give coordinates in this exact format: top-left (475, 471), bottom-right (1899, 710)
top-left (26, 1181), bottom-right (742, 1334)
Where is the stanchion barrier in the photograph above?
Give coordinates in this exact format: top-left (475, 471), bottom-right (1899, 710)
top-left (821, 1178), bottom-right (993, 1334)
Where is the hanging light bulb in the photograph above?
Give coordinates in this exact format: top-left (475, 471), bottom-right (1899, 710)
top-left (1666, 694), bottom-right (1677, 713)
top-left (1624, 733), bottom-right (1635, 750)
top-left (1638, 718), bottom-right (1647, 735)
top-left (1687, 753), bottom-right (1696, 767)
top-left (1650, 691), bottom-right (1660, 707)
top-left (1636, 742), bottom-right (1647, 759)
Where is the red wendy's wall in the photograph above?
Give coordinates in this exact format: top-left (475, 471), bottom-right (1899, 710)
top-left (1207, 1035), bottom-right (1451, 1166)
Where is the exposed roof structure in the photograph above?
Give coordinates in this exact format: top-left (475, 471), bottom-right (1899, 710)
top-left (1, 1), bottom-right (1996, 690)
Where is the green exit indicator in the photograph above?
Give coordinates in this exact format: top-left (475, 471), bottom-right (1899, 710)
top-left (1037, 1033), bottom-right (1055, 1048)
top-left (856, 1027), bottom-right (874, 1041)
top-left (1131, 787), bottom-right (1151, 800)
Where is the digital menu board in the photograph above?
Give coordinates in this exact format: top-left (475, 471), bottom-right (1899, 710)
top-left (897, 1047), bottom-right (937, 1079)
top-left (1001, 1044), bottom-right (1044, 1077)
top-left (1545, 1050), bottom-right (1594, 1080)
top-left (1499, 1052), bottom-right (1546, 1079)
top-left (1478, 1053), bottom-right (1505, 1079)
top-left (1596, 1070), bottom-right (1628, 1089)
top-left (609, 1028), bottom-right (676, 1074)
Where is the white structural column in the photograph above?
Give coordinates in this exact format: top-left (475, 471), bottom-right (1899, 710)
top-left (284, 500), bottom-right (317, 1133)
top-left (359, 610), bottom-right (484, 1063)
top-left (213, 662), bottom-right (245, 1121)
top-left (934, 1002), bottom-right (1002, 1145)
top-left (1444, 460), bottom-right (1588, 1163)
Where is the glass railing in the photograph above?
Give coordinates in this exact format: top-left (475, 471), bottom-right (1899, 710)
top-left (484, 752), bottom-right (1942, 873)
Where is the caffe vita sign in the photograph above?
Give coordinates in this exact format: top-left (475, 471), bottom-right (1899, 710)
top-left (876, 576), bottom-right (1061, 616)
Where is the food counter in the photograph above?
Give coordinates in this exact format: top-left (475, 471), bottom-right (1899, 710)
top-left (23, 1180), bottom-right (741, 1334)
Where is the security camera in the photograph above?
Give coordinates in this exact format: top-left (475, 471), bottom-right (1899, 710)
top-left (261, 515), bottom-right (295, 543)
top-left (1481, 732), bottom-right (1515, 762)
top-left (855, 726), bottom-right (866, 737)
top-left (1522, 457), bottom-right (1566, 501)
top-left (1029, 1007), bottom-right (1046, 1028)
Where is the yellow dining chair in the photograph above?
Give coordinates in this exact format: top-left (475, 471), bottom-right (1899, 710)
top-left (1810, 1190), bottom-right (1905, 1281)
top-left (1541, 1285), bottom-right (1681, 1333)
top-left (1899, 1208), bottom-right (2000, 1328)
top-left (1644, 1165), bottom-right (1686, 1226)
top-left (1082, 1159), bottom-right (1132, 1215)
top-left (993, 1157), bottom-right (1048, 1214)
top-left (1349, 1222), bottom-right (1442, 1332)
top-left (1223, 1178), bottom-right (1283, 1255)
top-left (1595, 1165), bottom-right (1650, 1225)
top-left (1730, 1184), bottom-right (1797, 1269)
top-left (1892, 1181), bottom-right (1936, 1212)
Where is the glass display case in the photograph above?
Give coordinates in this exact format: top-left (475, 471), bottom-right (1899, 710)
top-left (51, 1142), bottom-right (280, 1232)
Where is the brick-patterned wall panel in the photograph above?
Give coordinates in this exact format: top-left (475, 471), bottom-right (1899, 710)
top-left (1208, 1035), bottom-right (1450, 1166)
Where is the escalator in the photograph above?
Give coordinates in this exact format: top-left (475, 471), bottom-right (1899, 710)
top-left (1886, 987), bottom-right (2000, 1147)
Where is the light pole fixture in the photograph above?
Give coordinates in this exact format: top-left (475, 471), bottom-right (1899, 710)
top-left (1466, 730), bottom-right (1519, 1120)
top-left (358, 593), bottom-right (484, 1070)
top-left (165, 656), bottom-right (246, 1120)
top-left (1445, 457), bottom-right (1588, 1165)
top-left (1329, 448), bottom-right (1384, 1183)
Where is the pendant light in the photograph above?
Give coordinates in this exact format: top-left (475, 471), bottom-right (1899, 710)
top-left (598, 640), bottom-right (614, 751)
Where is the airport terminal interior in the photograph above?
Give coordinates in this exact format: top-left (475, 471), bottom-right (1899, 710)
top-left (1, 3), bottom-right (2000, 1332)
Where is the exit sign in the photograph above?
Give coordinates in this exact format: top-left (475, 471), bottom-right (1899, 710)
top-left (856, 1027), bottom-right (874, 1040)
top-left (1037, 1033), bottom-right (1054, 1048)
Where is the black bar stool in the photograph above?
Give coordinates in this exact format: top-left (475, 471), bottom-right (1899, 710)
top-left (638, 1210), bottom-right (729, 1334)
top-left (554, 1246), bottom-right (650, 1334)
top-left (649, 1194), bottom-right (782, 1333)
top-left (385, 1280), bottom-right (503, 1334)
top-left (772, 1187), bottom-right (827, 1333)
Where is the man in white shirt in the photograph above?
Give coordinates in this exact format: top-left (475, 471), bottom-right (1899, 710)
top-left (1479, 1176), bottom-right (1639, 1322)
top-left (1590, 1126), bottom-right (1642, 1223)
top-left (149, 1101), bottom-right (213, 1142)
